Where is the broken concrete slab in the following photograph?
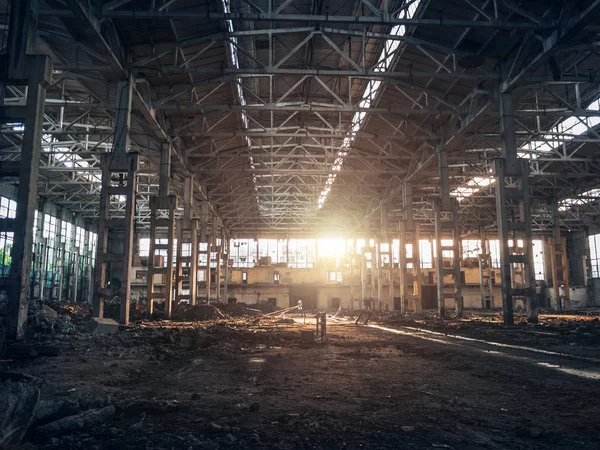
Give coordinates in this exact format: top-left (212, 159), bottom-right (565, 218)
top-left (87, 318), bottom-right (120, 335)
top-left (35, 405), bottom-right (116, 440)
top-left (0, 381), bottom-right (40, 447)
top-left (33, 399), bottom-right (80, 427)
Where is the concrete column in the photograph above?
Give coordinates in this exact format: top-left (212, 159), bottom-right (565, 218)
top-left (56, 212), bottom-right (65, 303)
top-left (223, 231), bottom-right (229, 303)
top-left (146, 144), bottom-right (176, 318)
top-left (215, 221), bottom-right (221, 302)
top-left (3, 55), bottom-right (50, 339)
top-left (377, 237), bottom-right (383, 306)
top-left (478, 226), bottom-right (493, 309)
top-left (399, 220), bottom-right (408, 313)
top-left (189, 220), bottom-right (199, 306)
top-left (434, 201), bottom-right (445, 318)
top-left (494, 91), bottom-right (538, 324)
top-left (551, 200), bottom-right (570, 309)
top-left (205, 206), bottom-right (212, 302)
top-left (93, 78), bottom-right (137, 325)
top-left (412, 225), bottom-right (422, 313)
top-left (71, 223), bottom-right (79, 302)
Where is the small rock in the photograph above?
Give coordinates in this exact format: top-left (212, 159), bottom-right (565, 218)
top-left (249, 402), bottom-right (260, 412)
top-left (49, 437), bottom-right (60, 445)
top-left (191, 392), bottom-right (201, 400)
top-left (179, 337), bottom-right (193, 349)
top-left (401, 426), bottom-right (414, 432)
top-left (209, 422), bottom-right (222, 432)
top-left (86, 318), bottom-right (119, 335)
top-left (251, 433), bottom-right (260, 443)
top-left (225, 433), bottom-right (237, 443)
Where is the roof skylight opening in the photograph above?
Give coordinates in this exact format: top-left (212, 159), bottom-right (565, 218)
top-left (317, 0), bottom-right (423, 209)
top-left (460, 98), bottom-right (600, 199)
top-left (559, 188), bottom-right (600, 211)
top-left (451, 177), bottom-right (494, 202)
top-left (221, 0), bottom-right (257, 207)
top-left (522, 98), bottom-right (600, 159)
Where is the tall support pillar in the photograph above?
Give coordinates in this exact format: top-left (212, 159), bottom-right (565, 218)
top-left (435, 146), bottom-right (463, 317)
top-left (93, 78), bottom-right (137, 324)
top-left (1, 66), bottom-right (50, 338)
top-left (201, 204), bottom-right (212, 303)
top-left (146, 144), bottom-right (177, 317)
top-left (478, 227), bottom-right (493, 309)
top-left (494, 91), bottom-right (537, 324)
top-left (175, 176), bottom-right (199, 306)
top-left (434, 199), bottom-right (462, 317)
top-left (550, 200), bottom-right (570, 310)
top-left (222, 231), bottom-right (229, 302)
top-left (94, 152), bottom-right (138, 324)
top-left (399, 183), bottom-right (422, 313)
top-left (214, 221), bottom-right (221, 302)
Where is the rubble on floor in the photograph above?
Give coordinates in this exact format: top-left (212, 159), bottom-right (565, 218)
top-left (2, 304), bottom-right (599, 448)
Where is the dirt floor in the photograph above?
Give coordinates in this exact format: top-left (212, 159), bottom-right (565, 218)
top-left (2, 307), bottom-right (600, 449)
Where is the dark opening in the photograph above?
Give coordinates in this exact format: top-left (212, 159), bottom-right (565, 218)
top-left (331, 297), bottom-right (341, 309)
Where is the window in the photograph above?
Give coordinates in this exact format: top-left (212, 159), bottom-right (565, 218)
top-left (75, 226), bottom-right (85, 249)
top-left (61, 221), bottom-right (72, 249)
top-left (258, 238), bottom-right (287, 264)
top-left (287, 239), bottom-right (317, 268)
top-left (274, 272), bottom-right (280, 284)
top-left (489, 240), bottom-right (501, 268)
top-left (89, 232), bottom-right (97, 261)
top-left (0, 197), bottom-right (16, 219)
top-left (0, 230), bottom-right (13, 276)
top-left (589, 233), bottom-right (600, 278)
top-left (317, 238), bottom-right (345, 266)
top-left (33, 210), bottom-right (38, 236)
top-left (43, 214), bottom-right (57, 239)
top-left (532, 239), bottom-right (545, 281)
top-left (328, 271), bottom-right (343, 283)
top-left (230, 239), bottom-right (257, 268)
top-left (419, 240), bottom-right (433, 268)
top-left (462, 239), bottom-right (481, 258)
top-left (139, 238), bottom-right (150, 257)
top-left (392, 239), bottom-right (400, 266)
top-left (242, 271), bottom-right (248, 284)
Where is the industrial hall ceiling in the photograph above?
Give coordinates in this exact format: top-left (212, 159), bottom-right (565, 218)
top-left (2, 0), bottom-right (600, 236)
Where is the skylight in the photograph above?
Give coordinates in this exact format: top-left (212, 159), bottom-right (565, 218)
top-left (454, 97), bottom-right (600, 201)
top-left (559, 188), bottom-right (600, 211)
top-left (221, 0), bottom-right (259, 210)
top-left (317, 0), bottom-right (422, 209)
top-left (451, 176), bottom-right (494, 201)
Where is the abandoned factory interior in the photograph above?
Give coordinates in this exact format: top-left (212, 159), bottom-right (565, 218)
top-left (2, 0), bottom-right (600, 448)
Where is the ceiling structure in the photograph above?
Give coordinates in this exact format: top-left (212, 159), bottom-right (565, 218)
top-left (2, 0), bottom-right (600, 236)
